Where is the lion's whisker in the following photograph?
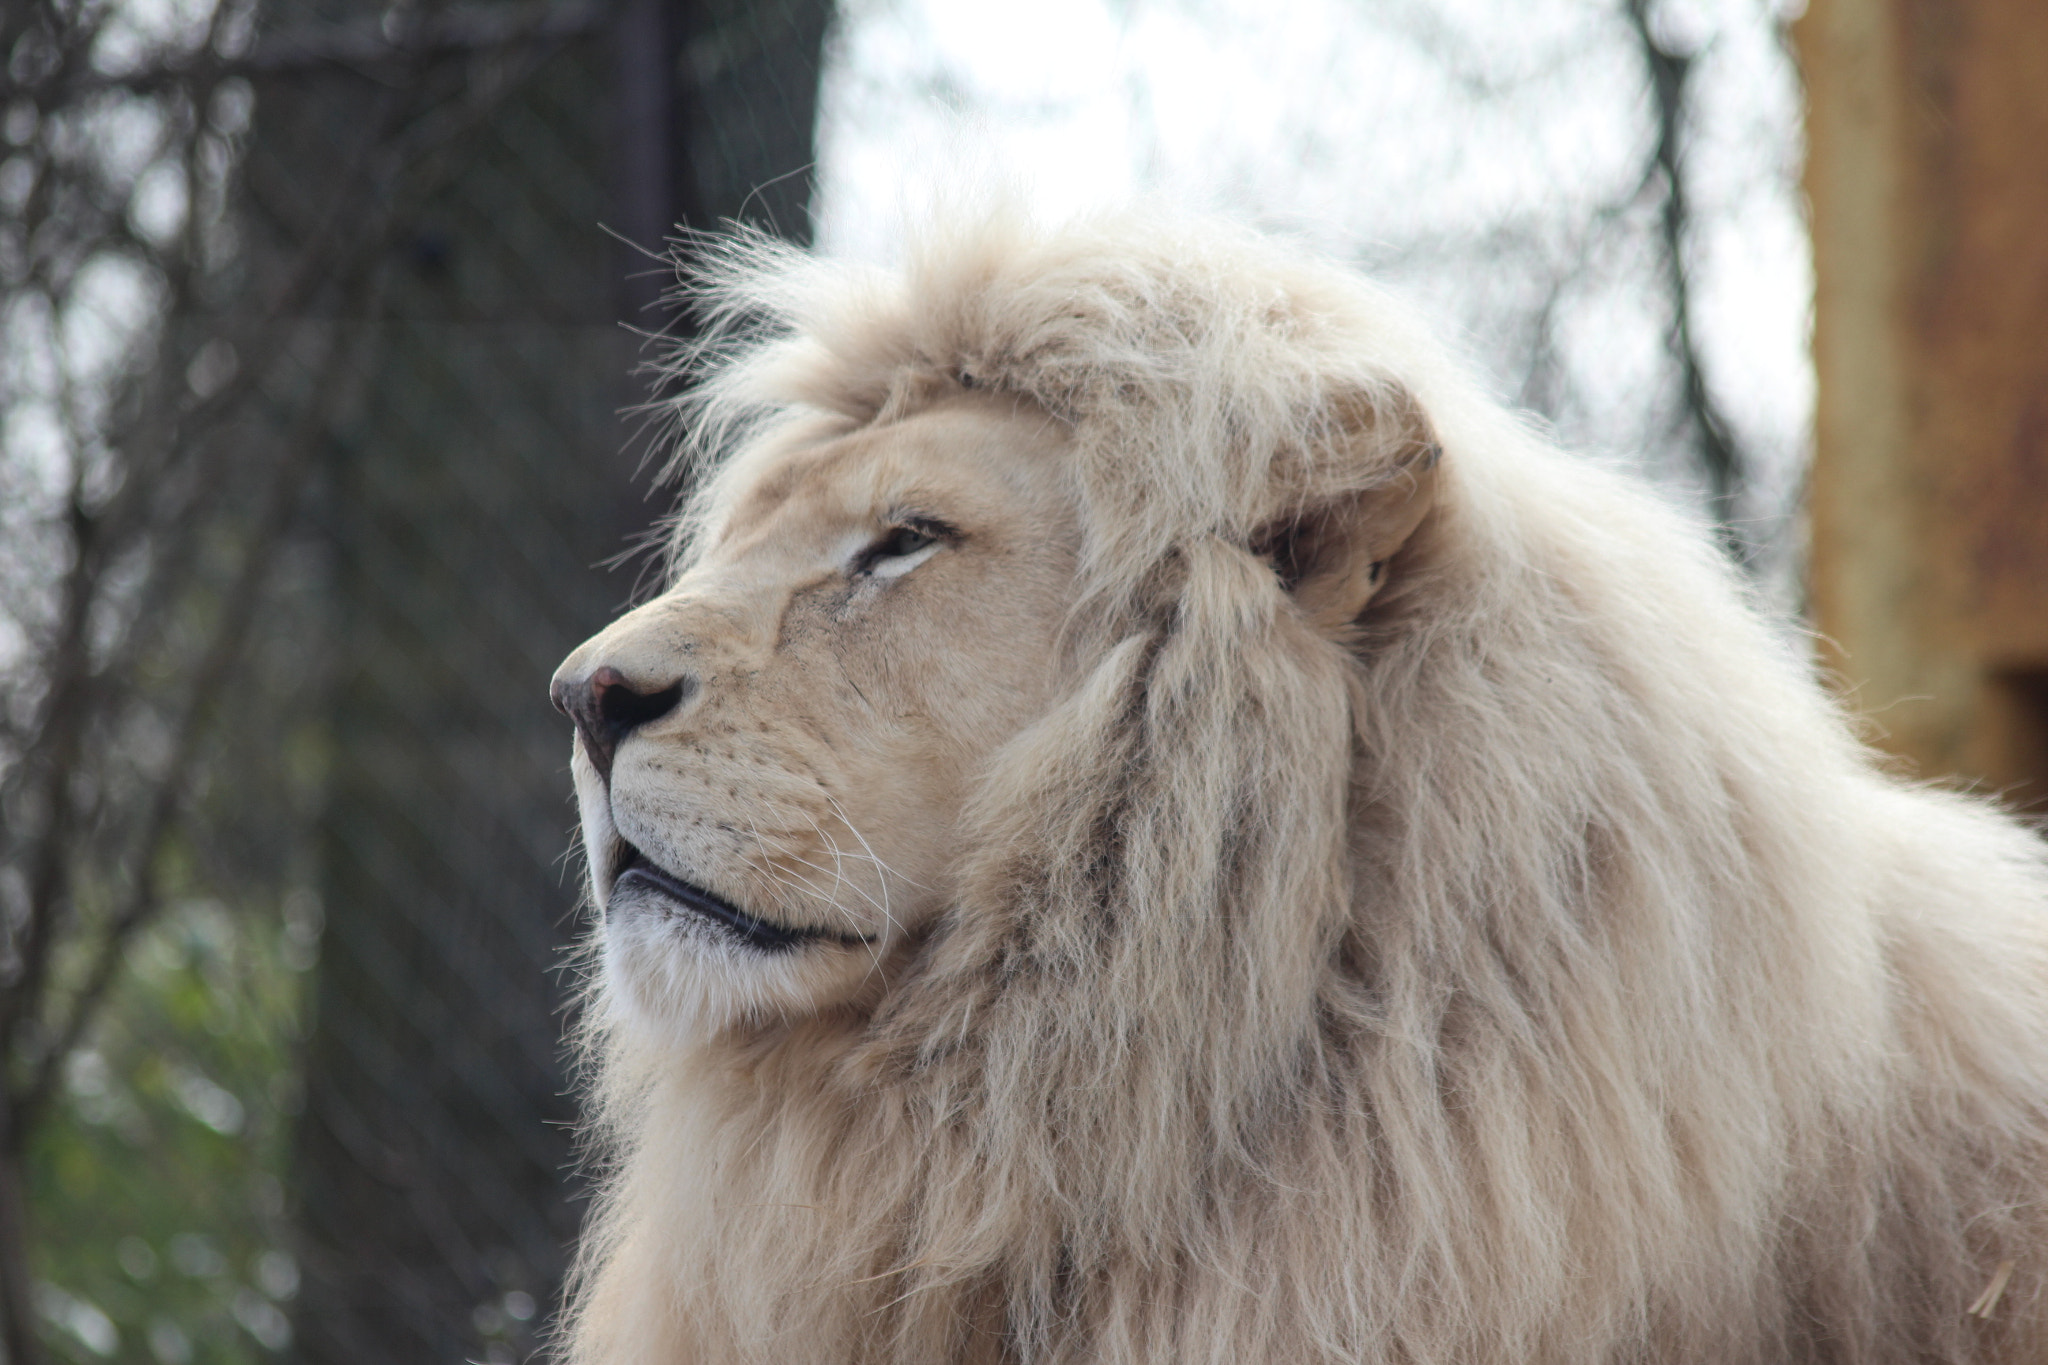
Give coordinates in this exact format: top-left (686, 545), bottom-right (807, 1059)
top-left (824, 792), bottom-right (929, 895)
top-left (785, 816), bottom-right (903, 938)
top-left (740, 811), bottom-right (895, 983)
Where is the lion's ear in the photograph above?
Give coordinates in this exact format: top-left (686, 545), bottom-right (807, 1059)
top-left (1256, 397), bottom-right (1442, 633)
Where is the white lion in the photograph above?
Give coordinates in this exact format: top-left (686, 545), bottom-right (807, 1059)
top-left (551, 207), bottom-right (2048, 1364)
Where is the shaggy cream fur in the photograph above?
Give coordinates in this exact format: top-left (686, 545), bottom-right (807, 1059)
top-left (556, 207), bottom-right (2048, 1364)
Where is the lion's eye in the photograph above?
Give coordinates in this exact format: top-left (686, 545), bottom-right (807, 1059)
top-left (879, 526), bottom-right (936, 559)
top-left (857, 524), bottom-right (945, 579)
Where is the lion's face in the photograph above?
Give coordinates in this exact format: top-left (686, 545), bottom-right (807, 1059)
top-left (553, 395), bottom-right (1079, 1033)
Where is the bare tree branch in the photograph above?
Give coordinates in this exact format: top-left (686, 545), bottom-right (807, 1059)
top-left (0, 2), bottom-right (617, 1351)
top-left (3, 0), bottom-right (607, 103)
top-left (1624, 0), bottom-right (1755, 565)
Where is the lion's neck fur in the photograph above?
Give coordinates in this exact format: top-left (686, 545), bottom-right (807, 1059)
top-left (566, 211), bottom-right (2048, 1364)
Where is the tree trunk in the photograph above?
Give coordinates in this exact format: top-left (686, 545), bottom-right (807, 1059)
top-left (1801, 0), bottom-right (2048, 806)
top-left (0, 1099), bottom-right (48, 1365)
top-left (269, 1), bottom-right (833, 1359)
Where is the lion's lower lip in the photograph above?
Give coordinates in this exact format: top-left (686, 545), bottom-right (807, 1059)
top-left (611, 844), bottom-right (871, 954)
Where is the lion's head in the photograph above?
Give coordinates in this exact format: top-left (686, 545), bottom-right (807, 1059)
top-left (554, 220), bottom-right (1440, 1041)
top-left (552, 393), bottom-right (1086, 1031)
top-left (556, 210), bottom-right (2048, 1365)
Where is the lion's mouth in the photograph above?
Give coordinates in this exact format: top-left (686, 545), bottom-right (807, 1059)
top-left (609, 842), bottom-right (873, 954)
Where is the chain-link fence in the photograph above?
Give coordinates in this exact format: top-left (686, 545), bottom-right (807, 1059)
top-left (6, 1), bottom-right (1815, 1361)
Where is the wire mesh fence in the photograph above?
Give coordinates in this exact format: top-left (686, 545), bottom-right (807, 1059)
top-left (4, 0), bottom-right (1812, 1361)
top-left (251, 20), bottom-right (625, 1361)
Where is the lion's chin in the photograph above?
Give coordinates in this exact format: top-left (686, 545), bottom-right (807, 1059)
top-left (599, 841), bottom-right (882, 1038)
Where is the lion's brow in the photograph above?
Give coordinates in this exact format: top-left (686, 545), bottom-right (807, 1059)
top-left (723, 446), bottom-right (862, 527)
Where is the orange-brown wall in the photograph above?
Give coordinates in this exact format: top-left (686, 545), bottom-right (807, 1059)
top-left (1801, 0), bottom-right (2048, 807)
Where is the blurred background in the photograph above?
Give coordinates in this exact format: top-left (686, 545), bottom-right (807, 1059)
top-left (0, 0), bottom-right (2041, 1361)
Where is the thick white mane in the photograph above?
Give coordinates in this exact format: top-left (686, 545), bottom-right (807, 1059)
top-left (566, 207), bottom-right (2048, 1364)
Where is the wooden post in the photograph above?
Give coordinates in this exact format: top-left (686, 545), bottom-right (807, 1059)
top-left (1801, 0), bottom-right (2048, 809)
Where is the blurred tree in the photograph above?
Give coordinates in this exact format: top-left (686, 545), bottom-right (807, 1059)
top-left (815, 0), bottom-right (1811, 596)
top-left (1802, 0), bottom-right (2048, 804)
top-left (1623, 0), bottom-right (1758, 564)
top-left (261, 1), bottom-right (832, 1361)
top-left (0, 0), bottom-right (647, 1359)
top-left (0, 0), bottom-right (356, 1358)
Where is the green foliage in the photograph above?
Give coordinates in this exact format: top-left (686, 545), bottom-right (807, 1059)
top-left (29, 890), bottom-right (317, 1365)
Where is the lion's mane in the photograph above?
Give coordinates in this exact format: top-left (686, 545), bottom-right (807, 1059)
top-left (566, 209), bottom-right (2048, 1364)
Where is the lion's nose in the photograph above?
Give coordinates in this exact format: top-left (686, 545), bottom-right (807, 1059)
top-left (551, 666), bottom-right (690, 781)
